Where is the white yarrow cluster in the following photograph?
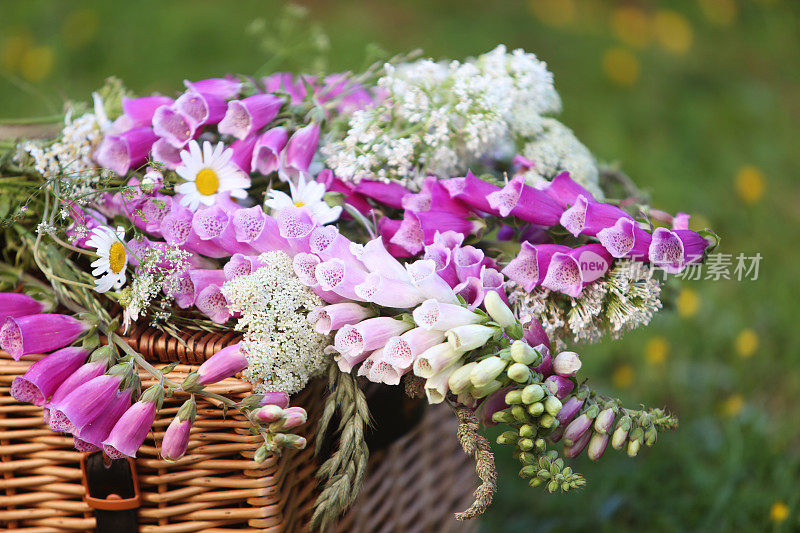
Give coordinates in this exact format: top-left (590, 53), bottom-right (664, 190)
top-left (323, 45), bottom-right (561, 189)
top-left (222, 251), bottom-right (330, 394)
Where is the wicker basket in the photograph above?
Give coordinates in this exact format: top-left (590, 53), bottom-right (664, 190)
top-left (0, 323), bottom-right (479, 532)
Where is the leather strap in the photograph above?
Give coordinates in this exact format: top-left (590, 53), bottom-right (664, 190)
top-left (81, 452), bottom-right (141, 533)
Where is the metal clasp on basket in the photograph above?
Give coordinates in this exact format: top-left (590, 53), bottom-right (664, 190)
top-left (80, 451), bottom-right (142, 511)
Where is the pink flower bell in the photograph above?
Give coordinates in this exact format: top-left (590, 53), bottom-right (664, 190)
top-left (0, 313), bottom-right (89, 361)
top-left (10, 347), bottom-right (88, 405)
top-left (160, 397), bottom-right (196, 461)
top-left (102, 385), bottom-right (164, 459)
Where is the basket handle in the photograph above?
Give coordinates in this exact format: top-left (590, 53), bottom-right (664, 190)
top-left (80, 452), bottom-right (141, 532)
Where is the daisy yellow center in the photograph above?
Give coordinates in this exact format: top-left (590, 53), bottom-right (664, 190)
top-left (108, 242), bottom-right (127, 274)
top-left (196, 168), bottom-right (219, 196)
top-left (294, 201), bottom-right (306, 207)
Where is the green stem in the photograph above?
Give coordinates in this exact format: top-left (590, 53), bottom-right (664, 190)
top-left (0, 114), bottom-right (64, 125)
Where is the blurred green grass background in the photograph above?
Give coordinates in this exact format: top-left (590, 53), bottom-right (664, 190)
top-left (2, 0), bottom-right (798, 530)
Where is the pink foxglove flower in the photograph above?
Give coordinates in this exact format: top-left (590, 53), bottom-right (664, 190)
top-left (648, 227), bottom-right (708, 274)
top-left (231, 206), bottom-right (290, 253)
top-left (424, 365), bottom-right (458, 404)
top-left (118, 95), bottom-right (174, 129)
top-left (542, 172), bottom-right (596, 208)
top-left (486, 175), bottom-right (562, 225)
top-left (0, 293), bottom-right (48, 323)
top-left (405, 260), bottom-right (459, 305)
top-left (229, 135), bottom-right (258, 174)
top-left (453, 246), bottom-right (487, 281)
top-left (196, 343), bottom-right (248, 386)
top-left (350, 237), bottom-right (410, 282)
top-left (390, 209), bottom-right (483, 256)
top-left (223, 253), bottom-right (264, 280)
top-left (353, 180), bottom-right (409, 209)
top-left (192, 205), bottom-right (256, 256)
top-left (260, 391), bottom-right (291, 408)
top-left (358, 349), bottom-right (402, 385)
top-left (276, 205), bottom-right (317, 254)
top-left (161, 398), bottom-right (196, 461)
top-left (161, 203), bottom-right (229, 258)
top-left (152, 138), bottom-right (183, 170)
top-left (76, 388), bottom-right (133, 450)
top-left (0, 314), bottom-right (88, 361)
top-left (94, 127), bottom-right (157, 176)
top-left (103, 385), bottom-right (164, 459)
top-left (563, 414), bottom-right (593, 447)
top-left (195, 284), bottom-right (232, 324)
top-left (219, 94), bottom-right (283, 140)
top-left (152, 105), bottom-right (196, 148)
top-left (354, 272), bottom-right (425, 309)
top-left (539, 244), bottom-right (613, 298)
top-left (11, 347), bottom-right (88, 405)
top-left (175, 90), bottom-right (227, 130)
top-left (252, 127), bottom-right (289, 175)
top-left (333, 318), bottom-right (413, 361)
top-left (383, 328), bottom-right (446, 372)
top-left (440, 171), bottom-right (502, 214)
top-left (314, 258), bottom-right (368, 302)
top-left (597, 217), bottom-right (653, 259)
top-left (308, 303), bottom-right (375, 335)
top-left (412, 342), bottom-right (461, 379)
top-left (412, 299), bottom-right (483, 331)
top-left (559, 194), bottom-right (632, 238)
top-left (446, 324), bottom-right (496, 353)
top-left (556, 396), bottom-right (584, 425)
top-left (544, 375), bottom-right (575, 399)
top-left (184, 77), bottom-right (242, 99)
top-left (279, 122), bottom-right (320, 181)
top-left (48, 365), bottom-right (128, 433)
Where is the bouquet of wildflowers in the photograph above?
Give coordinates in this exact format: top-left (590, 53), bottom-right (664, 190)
top-left (0, 45), bottom-right (718, 528)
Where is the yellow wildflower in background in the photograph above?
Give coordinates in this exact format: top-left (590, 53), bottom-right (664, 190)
top-left (612, 6), bottom-right (651, 48)
top-left (527, 0), bottom-right (576, 28)
top-left (20, 45), bottom-right (54, 82)
top-left (721, 394), bottom-right (744, 417)
top-left (603, 47), bottom-right (640, 87)
top-left (612, 364), bottom-right (634, 388)
top-left (645, 336), bottom-right (669, 365)
top-left (0, 29), bottom-right (33, 73)
top-left (735, 165), bottom-right (766, 204)
top-left (770, 501), bottom-right (790, 523)
top-left (699, 0), bottom-right (738, 26)
top-left (735, 329), bottom-right (759, 358)
top-left (676, 288), bottom-right (700, 318)
top-left (654, 10), bottom-right (693, 54)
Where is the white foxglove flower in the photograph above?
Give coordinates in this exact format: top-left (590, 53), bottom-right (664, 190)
top-left (87, 226), bottom-right (128, 293)
top-left (175, 140), bottom-right (250, 210)
top-left (265, 174), bottom-right (342, 225)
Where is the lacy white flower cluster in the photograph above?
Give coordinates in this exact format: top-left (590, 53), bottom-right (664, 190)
top-left (120, 241), bottom-right (193, 330)
top-left (510, 260), bottom-right (662, 347)
top-left (16, 108), bottom-right (105, 199)
top-left (323, 45), bottom-right (562, 189)
top-left (222, 251), bottom-right (330, 394)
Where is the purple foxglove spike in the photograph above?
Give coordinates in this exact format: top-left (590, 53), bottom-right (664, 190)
top-left (167, 271), bottom-right (197, 309)
top-left (480, 266), bottom-right (508, 305)
top-left (279, 122), bottom-right (320, 181)
top-left (560, 195), bottom-right (632, 238)
top-left (553, 351), bottom-right (582, 377)
top-left (308, 302), bottom-right (375, 335)
top-left (563, 413), bottom-right (593, 446)
top-left (673, 212), bottom-right (691, 230)
top-left (151, 138), bottom-right (183, 170)
top-left (541, 244), bottom-right (612, 298)
top-left (556, 396), bottom-right (584, 425)
top-left (423, 243), bottom-right (458, 287)
top-left (188, 269), bottom-right (227, 299)
top-left (11, 347), bottom-right (88, 405)
top-left (564, 428), bottom-right (593, 459)
top-left (486, 175), bottom-right (562, 225)
top-left (231, 206), bottom-right (289, 253)
top-left (192, 205), bottom-right (257, 256)
top-left (197, 344), bottom-right (248, 385)
top-left (0, 314), bottom-right (88, 361)
top-left (351, 237), bottom-right (410, 282)
top-left (219, 94), bottom-right (283, 140)
top-left (587, 432), bottom-right (610, 461)
top-left (391, 210), bottom-right (483, 256)
top-left (175, 90), bottom-right (227, 129)
top-left (184, 77), bottom-right (242, 99)
top-left (251, 127), bottom-right (289, 175)
top-left (260, 391), bottom-right (290, 408)
top-left (223, 253), bottom-right (263, 280)
top-left (454, 277), bottom-right (486, 310)
top-left (512, 154), bottom-right (535, 173)
top-left (276, 206), bottom-right (316, 254)
top-left (316, 170), bottom-right (373, 215)
top-left (195, 284), bottom-right (231, 324)
top-left (545, 375), bottom-right (575, 399)
top-left (383, 328), bottom-right (446, 372)
top-left (523, 320), bottom-right (550, 351)
top-left (502, 243), bottom-right (570, 292)
top-left (315, 258), bottom-right (368, 301)
top-left (333, 318), bottom-right (412, 360)
top-left (432, 230), bottom-right (465, 250)
top-left (160, 414), bottom-right (192, 461)
top-left (94, 127), bottom-right (158, 176)
top-left (440, 171), bottom-right (501, 214)
top-left (376, 218), bottom-right (415, 258)
top-left (453, 246), bottom-right (485, 281)
top-left (355, 272), bottom-right (425, 308)
top-left (293, 253), bottom-right (323, 287)
top-left (228, 135), bottom-right (258, 174)
top-left (649, 228), bottom-right (707, 274)
top-left (152, 106), bottom-right (195, 148)
top-left (405, 260), bottom-right (459, 304)
top-left (402, 177), bottom-right (472, 216)
top-left (102, 387), bottom-right (163, 459)
top-left (77, 388), bottom-right (132, 448)
top-left (364, 351), bottom-right (403, 386)
top-left (121, 96), bottom-right (174, 128)
top-left (45, 359), bottom-right (108, 413)
top-left (412, 299), bottom-right (483, 331)
top-left (353, 180), bottom-right (410, 209)
top-left (49, 372), bottom-right (125, 433)
top-left (309, 226), bottom-right (362, 269)
top-left (161, 204), bottom-right (229, 258)
top-left (0, 293), bottom-right (48, 323)
top-left (543, 171), bottom-right (596, 208)
top-left (597, 217), bottom-right (652, 260)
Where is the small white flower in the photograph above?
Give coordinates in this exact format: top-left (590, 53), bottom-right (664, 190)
top-left (87, 225), bottom-right (128, 293)
top-left (264, 174), bottom-right (342, 225)
top-left (175, 140), bottom-right (250, 210)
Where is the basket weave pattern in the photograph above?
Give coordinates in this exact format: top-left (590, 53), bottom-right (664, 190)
top-left (0, 325), bottom-right (479, 532)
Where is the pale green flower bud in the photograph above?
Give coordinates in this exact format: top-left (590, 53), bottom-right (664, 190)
top-left (544, 396), bottom-right (563, 417)
top-left (510, 340), bottom-right (539, 365)
top-left (447, 362), bottom-right (477, 395)
top-left (517, 438), bottom-right (534, 451)
top-left (519, 465), bottom-right (537, 478)
top-left (446, 324), bottom-right (496, 352)
top-left (469, 356), bottom-right (507, 388)
top-left (611, 425), bottom-right (629, 450)
top-left (505, 390), bottom-right (523, 405)
top-left (492, 410), bottom-right (514, 424)
top-left (483, 290), bottom-right (517, 328)
top-left (254, 445), bottom-right (270, 463)
top-left (507, 362), bottom-right (531, 383)
top-left (527, 402), bottom-right (545, 417)
top-left (519, 424), bottom-right (535, 438)
top-left (497, 431), bottom-right (517, 445)
top-left (539, 414), bottom-right (556, 428)
top-left (587, 433), bottom-right (609, 461)
top-left (511, 405), bottom-right (528, 422)
top-left (535, 438), bottom-right (547, 452)
top-left (593, 408), bottom-right (616, 434)
top-left (521, 384), bottom-right (545, 404)
top-left (470, 379), bottom-right (502, 399)
top-left (627, 438), bottom-right (641, 457)
top-left (644, 426), bottom-right (658, 447)
top-left (518, 452), bottom-right (536, 465)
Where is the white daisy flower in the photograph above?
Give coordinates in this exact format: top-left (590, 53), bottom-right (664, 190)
top-left (175, 140), bottom-right (250, 210)
top-left (265, 175), bottom-right (342, 225)
top-left (87, 225), bottom-right (129, 293)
